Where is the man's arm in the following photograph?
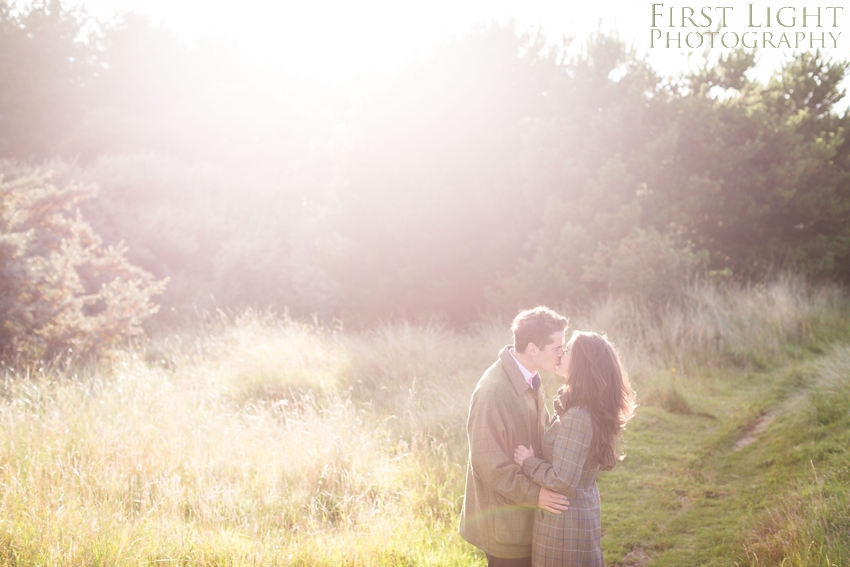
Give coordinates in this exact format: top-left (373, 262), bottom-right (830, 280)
top-left (538, 486), bottom-right (570, 513)
top-left (468, 390), bottom-right (539, 506)
top-left (468, 389), bottom-right (568, 512)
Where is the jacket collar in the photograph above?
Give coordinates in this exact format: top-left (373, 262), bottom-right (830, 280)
top-left (499, 345), bottom-right (533, 396)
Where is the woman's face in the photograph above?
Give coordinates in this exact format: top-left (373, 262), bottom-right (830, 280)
top-left (554, 339), bottom-right (573, 378)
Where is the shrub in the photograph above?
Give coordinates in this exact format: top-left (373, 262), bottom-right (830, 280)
top-left (582, 227), bottom-right (708, 306)
top-left (0, 169), bottom-right (166, 356)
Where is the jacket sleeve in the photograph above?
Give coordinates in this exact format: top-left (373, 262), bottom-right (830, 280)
top-left (520, 408), bottom-right (592, 495)
top-left (468, 388), bottom-right (541, 507)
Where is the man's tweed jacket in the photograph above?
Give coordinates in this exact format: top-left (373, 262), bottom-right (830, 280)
top-left (459, 345), bottom-right (550, 559)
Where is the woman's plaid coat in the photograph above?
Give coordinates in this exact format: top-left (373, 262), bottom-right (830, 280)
top-left (521, 406), bottom-right (604, 567)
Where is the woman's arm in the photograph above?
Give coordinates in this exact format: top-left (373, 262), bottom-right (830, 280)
top-left (520, 407), bottom-right (593, 495)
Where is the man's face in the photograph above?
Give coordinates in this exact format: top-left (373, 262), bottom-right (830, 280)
top-left (532, 331), bottom-right (566, 373)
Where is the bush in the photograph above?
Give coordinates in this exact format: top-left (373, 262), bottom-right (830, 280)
top-left (0, 169), bottom-right (166, 356)
top-left (582, 227), bottom-right (708, 305)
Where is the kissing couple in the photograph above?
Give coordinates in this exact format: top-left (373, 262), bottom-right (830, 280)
top-left (460, 306), bottom-right (636, 566)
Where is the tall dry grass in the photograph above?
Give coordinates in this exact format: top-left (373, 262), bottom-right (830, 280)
top-left (576, 275), bottom-right (849, 411)
top-left (0, 276), bottom-right (847, 565)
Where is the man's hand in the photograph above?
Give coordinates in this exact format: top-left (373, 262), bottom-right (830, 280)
top-left (537, 486), bottom-right (570, 514)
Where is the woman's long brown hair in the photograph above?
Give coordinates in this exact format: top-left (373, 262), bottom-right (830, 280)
top-left (554, 331), bottom-right (636, 470)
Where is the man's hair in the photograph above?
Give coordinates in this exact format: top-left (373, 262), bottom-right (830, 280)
top-left (512, 306), bottom-right (569, 353)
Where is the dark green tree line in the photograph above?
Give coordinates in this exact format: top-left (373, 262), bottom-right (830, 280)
top-left (648, 51), bottom-right (850, 281)
top-left (1, 0), bottom-right (849, 329)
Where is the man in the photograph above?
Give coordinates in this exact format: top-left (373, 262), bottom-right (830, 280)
top-left (460, 306), bottom-right (571, 567)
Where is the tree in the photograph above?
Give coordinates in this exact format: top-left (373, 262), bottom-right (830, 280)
top-left (491, 44), bottom-right (850, 310)
top-left (0, 168), bottom-right (166, 356)
top-left (644, 50), bottom-right (850, 280)
top-left (0, 0), bottom-right (99, 158)
top-left (489, 33), bottom-right (670, 309)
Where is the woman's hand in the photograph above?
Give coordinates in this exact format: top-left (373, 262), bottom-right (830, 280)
top-left (513, 444), bottom-right (534, 466)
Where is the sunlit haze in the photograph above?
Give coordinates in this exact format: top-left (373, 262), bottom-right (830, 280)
top-left (74, 0), bottom-right (850, 84)
top-left (4, 0), bottom-right (850, 322)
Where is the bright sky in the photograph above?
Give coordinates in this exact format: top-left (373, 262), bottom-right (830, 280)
top-left (73, 0), bottom-right (850, 85)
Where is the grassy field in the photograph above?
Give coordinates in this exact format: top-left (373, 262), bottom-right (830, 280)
top-left (0, 277), bottom-right (849, 566)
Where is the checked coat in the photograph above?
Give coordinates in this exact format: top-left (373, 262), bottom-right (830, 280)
top-left (521, 406), bottom-right (604, 567)
top-left (459, 345), bottom-right (550, 559)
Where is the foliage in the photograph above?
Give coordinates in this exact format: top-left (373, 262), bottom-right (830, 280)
top-left (71, 152), bottom-right (337, 319)
top-left (582, 228), bottom-right (707, 305)
top-left (645, 50), bottom-right (850, 282)
top-left (486, 33), bottom-right (670, 310)
top-left (0, 169), bottom-right (166, 356)
top-left (0, 0), bottom-right (99, 159)
top-left (494, 44), bottom-right (850, 310)
top-left (2, 2), bottom-right (850, 322)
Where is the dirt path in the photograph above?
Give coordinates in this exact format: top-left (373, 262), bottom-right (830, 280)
top-left (733, 388), bottom-right (809, 451)
top-left (734, 410), bottom-right (778, 450)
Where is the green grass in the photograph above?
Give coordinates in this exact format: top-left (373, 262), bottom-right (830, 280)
top-left (601, 349), bottom-right (850, 566)
top-left (0, 277), bottom-right (848, 565)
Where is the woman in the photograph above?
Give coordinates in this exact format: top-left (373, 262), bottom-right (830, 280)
top-left (513, 331), bottom-right (636, 567)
